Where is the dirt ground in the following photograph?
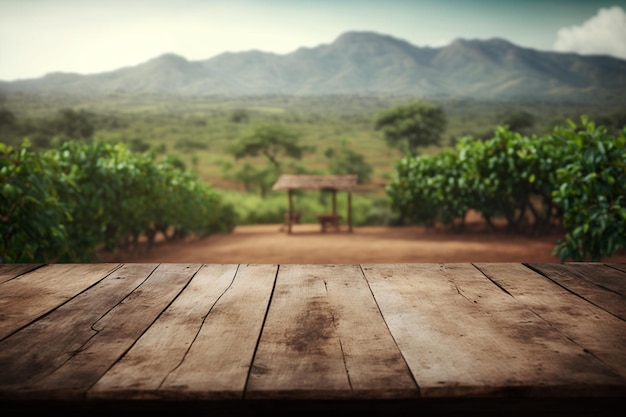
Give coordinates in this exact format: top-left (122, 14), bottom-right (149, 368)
top-left (100, 215), bottom-right (626, 264)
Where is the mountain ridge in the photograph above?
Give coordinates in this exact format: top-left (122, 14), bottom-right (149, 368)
top-left (1, 31), bottom-right (625, 102)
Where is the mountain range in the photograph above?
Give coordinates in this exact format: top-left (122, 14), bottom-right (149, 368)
top-left (2, 31), bottom-right (625, 102)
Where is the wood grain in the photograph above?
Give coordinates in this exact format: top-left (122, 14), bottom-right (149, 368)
top-left (1, 262), bottom-right (625, 411)
top-left (0, 263), bottom-right (158, 392)
top-left (526, 263), bottom-right (626, 319)
top-left (0, 263), bottom-right (42, 285)
top-left (247, 264), bottom-right (417, 399)
top-left (91, 264), bottom-right (277, 400)
top-left (7, 263), bottom-right (200, 400)
top-left (363, 263), bottom-right (626, 397)
top-left (0, 263), bottom-right (120, 340)
top-left (480, 262), bottom-right (626, 380)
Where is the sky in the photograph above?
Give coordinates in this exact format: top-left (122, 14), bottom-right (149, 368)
top-left (1, 0), bottom-right (625, 81)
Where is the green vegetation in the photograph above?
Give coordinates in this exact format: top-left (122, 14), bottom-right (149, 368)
top-left (374, 100), bottom-right (447, 155)
top-left (1, 139), bottom-right (235, 263)
top-left (226, 122), bottom-right (312, 197)
top-left (325, 140), bottom-right (373, 184)
top-left (551, 118), bottom-right (626, 261)
top-left (386, 118), bottom-right (626, 261)
top-left (1, 93), bottom-right (624, 262)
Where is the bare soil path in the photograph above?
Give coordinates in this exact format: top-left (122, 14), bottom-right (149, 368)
top-left (100, 220), bottom-right (626, 264)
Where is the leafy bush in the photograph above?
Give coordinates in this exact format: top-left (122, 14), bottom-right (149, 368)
top-left (0, 140), bottom-right (78, 262)
top-left (551, 118), bottom-right (626, 261)
top-left (458, 127), bottom-right (563, 233)
top-left (386, 117), bottom-right (626, 261)
top-left (1, 139), bottom-right (236, 263)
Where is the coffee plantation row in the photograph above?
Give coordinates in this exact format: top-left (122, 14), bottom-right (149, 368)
top-left (1, 140), bottom-right (236, 263)
top-left (386, 117), bottom-right (626, 261)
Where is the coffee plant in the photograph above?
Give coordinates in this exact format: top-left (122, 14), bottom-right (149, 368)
top-left (1, 139), bottom-right (236, 263)
top-left (387, 118), bottom-right (626, 261)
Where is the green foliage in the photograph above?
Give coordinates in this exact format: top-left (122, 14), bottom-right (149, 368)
top-left (224, 162), bottom-right (278, 198)
top-left (0, 140), bottom-right (78, 262)
top-left (551, 117), bottom-right (626, 261)
top-left (4, 95), bottom-right (626, 262)
top-left (173, 138), bottom-right (209, 152)
top-left (0, 108), bottom-right (19, 145)
top-left (374, 100), bottom-right (447, 156)
top-left (229, 123), bottom-right (308, 173)
top-left (325, 141), bottom-right (373, 184)
top-left (497, 109), bottom-right (535, 135)
top-left (386, 117), bottom-right (626, 261)
top-left (51, 108), bottom-right (96, 141)
top-left (1, 139), bottom-right (236, 263)
top-left (594, 111), bottom-right (626, 136)
top-left (458, 127), bottom-right (563, 232)
top-left (230, 108), bottom-right (250, 123)
top-left (2, 94), bottom-right (618, 192)
top-left (386, 147), bottom-right (471, 228)
top-left (225, 122), bottom-right (317, 196)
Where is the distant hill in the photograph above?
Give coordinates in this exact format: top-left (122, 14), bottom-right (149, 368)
top-left (2, 31), bottom-right (625, 102)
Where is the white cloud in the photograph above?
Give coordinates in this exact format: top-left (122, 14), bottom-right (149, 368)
top-left (553, 6), bottom-right (626, 59)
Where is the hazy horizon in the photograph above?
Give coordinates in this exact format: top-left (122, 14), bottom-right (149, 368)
top-left (1, 0), bottom-right (625, 82)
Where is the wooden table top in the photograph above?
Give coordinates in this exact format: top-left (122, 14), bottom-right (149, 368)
top-left (1, 262), bottom-right (625, 415)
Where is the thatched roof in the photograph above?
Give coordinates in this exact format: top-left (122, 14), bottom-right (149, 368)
top-left (272, 174), bottom-right (358, 191)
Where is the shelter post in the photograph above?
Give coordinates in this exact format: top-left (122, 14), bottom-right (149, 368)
top-left (288, 189), bottom-right (294, 234)
top-left (348, 192), bottom-right (353, 232)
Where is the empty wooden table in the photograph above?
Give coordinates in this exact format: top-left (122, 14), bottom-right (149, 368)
top-left (1, 262), bottom-right (625, 415)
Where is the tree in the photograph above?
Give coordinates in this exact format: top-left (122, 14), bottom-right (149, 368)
top-left (0, 108), bottom-right (20, 146)
top-left (229, 123), bottom-right (308, 173)
top-left (374, 101), bottom-right (446, 155)
top-left (325, 142), bottom-right (373, 184)
top-left (229, 108), bottom-right (250, 123)
top-left (52, 108), bottom-right (95, 141)
top-left (498, 109), bottom-right (535, 135)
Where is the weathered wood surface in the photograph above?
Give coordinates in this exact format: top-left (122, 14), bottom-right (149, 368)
top-left (0, 262), bottom-right (625, 414)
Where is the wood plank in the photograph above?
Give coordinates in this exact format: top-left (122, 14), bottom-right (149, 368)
top-left (478, 262), bottom-right (626, 380)
top-left (90, 264), bottom-right (276, 401)
top-left (4, 263), bottom-right (202, 400)
top-left (363, 263), bottom-right (626, 398)
top-left (0, 263), bottom-right (42, 284)
top-left (526, 263), bottom-right (626, 320)
top-left (607, 263), bottom-right (626, 274)
top-left (0, 263), bottom-right (121, 340)
top-left (0, 263), bottom-right (158, 393)
top-left (247, 264), bottom-right (417, 400)
top-left (565, 263), bottom-right (626, 296)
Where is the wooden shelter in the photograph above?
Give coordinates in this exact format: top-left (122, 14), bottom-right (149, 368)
top-left (272, 174), bottom-right (358, 234)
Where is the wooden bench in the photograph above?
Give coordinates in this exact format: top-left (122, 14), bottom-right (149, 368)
top-left (315, 213), bottom-right (341, 232)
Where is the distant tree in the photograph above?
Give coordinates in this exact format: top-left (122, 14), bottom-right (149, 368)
top-left (52, 108), bottom-right (95, 141)
top-left (0, 108), bottom-right (16, 128)
top-left (128, 138), bottom-right (151, 153)
top-left (230, 108), bottom-right (250, 124)
top-left (499, 110), bottom-right (535, 134)
top-left (325, 142), bottom-right (373, 184)
top-left (160, 153), bottom-right (187, 171)
top-left (0, 108), bottom-right (20, 145)
top-left (374, 101), bottom-right (446, 155)
top-left (229, 123), bottom-right (308, 173)
top-left (595, 111), bottom-right (626, 136)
